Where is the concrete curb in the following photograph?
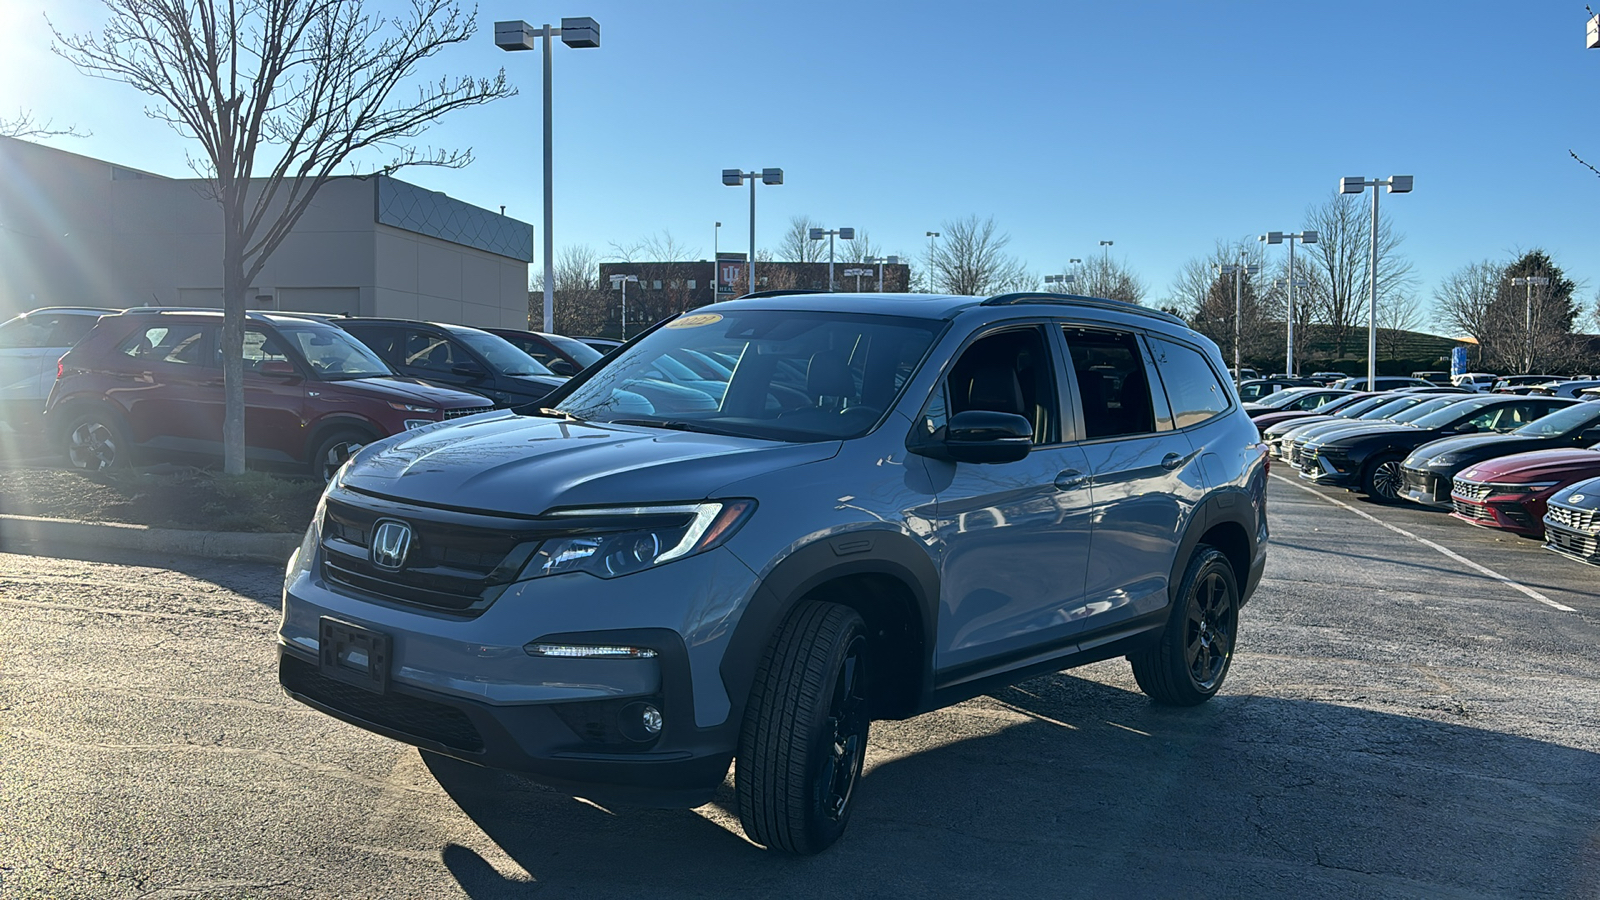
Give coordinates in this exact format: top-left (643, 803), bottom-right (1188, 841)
top-left (0, 513), bottom-right (299, 565)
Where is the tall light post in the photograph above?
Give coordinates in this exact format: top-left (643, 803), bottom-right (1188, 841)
top-left (842, 267), bottom-right (871, 291)
top-left (1260, 230), bottom-right (1319, 376)
top-left (809, 226), bottom-right (855, 290)
top-left (609, 273), bottom-right (637, 339)
top-left (722, 168), bottom-right (784, 294)
top-left (1216, 256), bottom-right (1261, 381)
top-left (1099, 240), bottom-right (1113, 263)
top-left (925, 231), bottom-right (940, 291)
top-left (495, 17), bottom-right (602, 333)
top-left (1511, 275), bottom-right (1550, 373)
top-left (1340, 175), bottom-right (1414, 387)
top-left (866, 256), bottom-right (899, 291)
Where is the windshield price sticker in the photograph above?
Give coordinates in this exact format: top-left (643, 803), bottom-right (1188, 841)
top-left (667, 313), bottom-right (723, 329)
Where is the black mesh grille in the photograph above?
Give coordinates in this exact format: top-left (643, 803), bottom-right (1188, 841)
top-left (1544, 525), bottom-right (1600, 562)
top-left (1453, 498), bottom-right (1495, 523)
top-left (281, 654), bottom-right (484, 752)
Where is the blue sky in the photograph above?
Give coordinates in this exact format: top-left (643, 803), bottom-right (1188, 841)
top-left (7, 1), bottom-right (1600, 330)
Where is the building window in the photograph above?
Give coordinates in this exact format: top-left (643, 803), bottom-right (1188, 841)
top-left (652, 280), bottom-right (662, 290)
top-left (687, 280), bottom-right (697, 290)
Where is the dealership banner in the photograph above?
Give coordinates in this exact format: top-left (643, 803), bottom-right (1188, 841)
top-left (716, 252), bottom-right (746, 294)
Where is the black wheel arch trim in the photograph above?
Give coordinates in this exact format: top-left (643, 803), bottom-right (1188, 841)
top-left (720, 530), bottom-right (940, 727)
top-left (1170, 487), bottom-right (1263, 609)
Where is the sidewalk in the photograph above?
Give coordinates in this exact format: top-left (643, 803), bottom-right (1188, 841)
top-left (0, 512), bottom-right (299, 564)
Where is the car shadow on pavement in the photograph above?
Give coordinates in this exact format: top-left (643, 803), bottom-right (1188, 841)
top-left (0, 539), bottom-right (286, 609)
top-left (423, 673), bottom-right (1600, 899)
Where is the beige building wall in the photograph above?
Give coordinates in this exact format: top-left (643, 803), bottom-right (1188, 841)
top-left (0, 136), bottom-right (531, 328)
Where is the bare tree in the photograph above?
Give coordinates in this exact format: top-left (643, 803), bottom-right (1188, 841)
top-left (777, 215), bottom-right (827, 262)
top-left (1302, 190), bottom-right (1414, 359)
top-left (606, 231), bottom-right (705, 326)
top-left (836, 230), bottom-right (878, 264)
top-left (539, 244), bottom-right (608, 336)
top-left (927, 215), bottom-right (1029, 296)
top-left (1165, 240), bottom-right (1273, 369)
top-left (53, 0), bottom-right (513, 474)
top-left (1433, 260), bottom-right (1504, 368)
top-left (0, 109), bottom-right (90, 139)
top-left (1377, 292), bottom-right (1426, 362)
top-left (1071, 255), bottom-right (1146, 304)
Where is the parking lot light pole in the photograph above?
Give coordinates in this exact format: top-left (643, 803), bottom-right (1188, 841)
top-left (1511, 275), bottom-right (1550, 374)
top-left (925, 232), bottom-right (940, 290)
top-left (1043, 273), bottom-right (1076, 293)
top-left (1340, 175), bottom-right (1414, 387)
top-left (1217, 257), bottom-right (1261, 382)
top-left (495, 17), bottom-right (601, 332)
top-left (723, 168), bottom-right (783, 294)
top-left (1099, 240), bottom-right (1113, 262)
top-left (609, 273), bottom-right (637, 339)
top-left (809, 226), bottom-right (855, 290)
top-left (1261, 230), bottom-right (1319, 376)
top-left (866, 256), bottom-right (899, 291)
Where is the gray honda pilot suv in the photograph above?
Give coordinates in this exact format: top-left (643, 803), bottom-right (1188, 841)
top-left (279, 291), bottom-right (1268, 853)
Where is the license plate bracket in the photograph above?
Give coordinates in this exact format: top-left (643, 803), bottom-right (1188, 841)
top-left (318, 617), bottom-right (392, 694)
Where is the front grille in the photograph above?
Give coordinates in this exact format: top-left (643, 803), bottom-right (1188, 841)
top-left (1453, 498), bottom-right (1495, 523)
top-left (280, 655), bottom-right (484, 752)
top-left (1288, 441), bottom-right (1306, 465)
top-left (1402, 468), bottom-right (1430, 494)
top-left (320, 497), bottom-right (542, 615)
top-left (1546, 503), bottom-right (1600, 534)
top-left (1453, 479), bottom-right (1492, 503)
top-left (1544, 524), bottom-right (1600, 562)
top-left (444, 405), bottom-right (494, 420)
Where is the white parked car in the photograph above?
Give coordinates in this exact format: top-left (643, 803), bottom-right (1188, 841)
top-left (0, 307), bottom-right (116, 430)
top-left (1452, 372), bottom-right (1498, 391)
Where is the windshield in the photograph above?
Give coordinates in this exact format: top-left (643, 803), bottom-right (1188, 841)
top-left (556, 309), bottom-right (943, 441)
top-left (276, 322), bottom-right (391, 379)
top-left (544, 333), bottom-right (604, 368)
top-left (1332, 396), bottom-right (1388, 417)
top-left (1392, 396), bottom-right (1475, 424)
top-left (454, 329), bottom-right (556, 376)
top-left (1408, 398), bottom-right (1496, 429)
top-left (1255, 388), bottom-right (1311, 408)
top-left (1513, 402), bottom-right (1595, 437)
top-left (1359, 396), bottom-right (1425, 419)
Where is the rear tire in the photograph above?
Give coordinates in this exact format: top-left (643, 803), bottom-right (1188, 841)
top-left (62, 408), bottom-right (132, 471)
top-left (1130, 546), bottom-right (1239, 706)
top-left (736, 601), bottom-right (870, 854)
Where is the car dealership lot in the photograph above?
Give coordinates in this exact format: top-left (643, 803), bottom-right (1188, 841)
top-left (3, 476), bottom-right (1600, 899)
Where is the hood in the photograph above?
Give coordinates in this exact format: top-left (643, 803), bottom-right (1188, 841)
top-left (341, 411), bottom-right (841, 516)
top-left (1302, 421), bottom-right (1406, 444)
top-left (1266, 413), bottom-right (1345, 439)
top-left (1457, 448), bottom-right (1600, 483)
top-left (327, 376), bottom-right (490, 408)
top-left (1254, 410), bottom-right (1325, 429)
top-left (509, 373), bottom-right (568, 392)
top-left (1404, 432), bottom-right (1531, 465)
top-left (1549, 477), bottom-right (1600, 511)
top-left (1321, 422), bottom-right (1435, 448)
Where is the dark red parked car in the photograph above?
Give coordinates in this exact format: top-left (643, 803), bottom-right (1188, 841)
top-left (1449, 445), bottom-right (1600, 537)
top-left (45, 310), bottom-right (493, 478)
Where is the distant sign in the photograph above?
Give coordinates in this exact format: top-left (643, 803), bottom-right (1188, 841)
top-left (1451, 346), bottom-right (1469, 378)
top-left (716, 252), bottom-right (747, 294)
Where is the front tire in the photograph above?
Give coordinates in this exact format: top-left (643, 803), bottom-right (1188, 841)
top-left (1130, 546), bottom-right (1239, 706)
top-left (736, 601), bottom-right (870, 855)
top-left (1362, 453), bottom-right (1405, 503)
top-left (309, 429), bottom-right (371, 483)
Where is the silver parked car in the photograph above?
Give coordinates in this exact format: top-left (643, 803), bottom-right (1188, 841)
top-left (0, 307), bottom-right (116, 430)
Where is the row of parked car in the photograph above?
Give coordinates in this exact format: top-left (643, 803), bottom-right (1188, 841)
top-left (1244, 386), bottom-right (1600, 568)
top-left (0, 305), bottom-right (623, 479)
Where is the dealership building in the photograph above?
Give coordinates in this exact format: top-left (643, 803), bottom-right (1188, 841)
top-left (0, 136), bottom-right (533, 327)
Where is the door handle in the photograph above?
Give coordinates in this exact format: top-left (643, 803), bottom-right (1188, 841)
top-left (1054, 469), bottom-right (1088, 490)
top-left (1161, 452), bottom-right (1184, 470)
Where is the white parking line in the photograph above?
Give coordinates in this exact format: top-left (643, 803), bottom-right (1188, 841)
top-left (1271, 474), bottom-right (1576, 613)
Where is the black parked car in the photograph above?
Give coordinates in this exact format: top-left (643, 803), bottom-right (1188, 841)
top-left (335, 319), bottom-right (567, 414)
top-left (1399, 402), bottom-right (1600, 508)
top-left (1297, 394), bottom-right (1576, 502)
top-left (482, 328), bottom-right (605, 376)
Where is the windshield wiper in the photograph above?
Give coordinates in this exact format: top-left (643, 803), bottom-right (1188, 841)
top-left (605, 417), bottom-right (752, 438)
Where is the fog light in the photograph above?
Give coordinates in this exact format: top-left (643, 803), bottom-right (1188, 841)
top-left (617, 700), bottom-right (664, 742)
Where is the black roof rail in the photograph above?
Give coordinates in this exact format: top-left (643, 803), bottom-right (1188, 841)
top-left (980, 292), bottom-right (1186, 325)
top-left (726, 289), bottom-right (830, 299)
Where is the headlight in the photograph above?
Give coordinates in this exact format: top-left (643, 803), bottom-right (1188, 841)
top-left (524, 500), bottom-right (755, 580)
top-left (1488, 481), bottom-right (1558, 495)
top-left (1428, 453), bottom-right (1460, 467)
top-left (388, 401), bottom-right (439, 414)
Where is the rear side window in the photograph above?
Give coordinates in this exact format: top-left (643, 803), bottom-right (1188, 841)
top-left (117, 324), bottom-right (209, 366)
top-left (1150, 338), bottom-right (1231, 428)
top-left (1062, 327), bottom-right (1157, 440)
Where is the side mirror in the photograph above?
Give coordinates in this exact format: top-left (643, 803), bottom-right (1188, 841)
top-left (451, 363), bottom-right (488, 380)
top-left (548, 358), bottom-right (577, 376)
top-left (1452, 422), bottom-right (1479, 435)
top-left (259, 360), bottom-right (298, 377)
top-left (1579, 426), bottom-right (1600, 444)
top-left (911, 410), bottom-right (1034, 464)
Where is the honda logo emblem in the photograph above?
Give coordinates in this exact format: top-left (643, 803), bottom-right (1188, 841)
top-left (370, 519), bottom-right (413, 570)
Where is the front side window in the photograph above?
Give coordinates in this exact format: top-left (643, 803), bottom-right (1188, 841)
top-left (0, 317), bottom-right (54, 350)
top-left (403, 330), bottom-right (465, 373)
top-left (454, 329), bottom-right (553, 376)
top-left (275, 322), bottom-right (390, 379)
top-left (1063, 327), bottom-right (1157, 440)
top-left (557, 310), bottom-right (941, 441)
top-left (927, 326), bottom-right (1058, 445)
top-left (1150, 338), bottom-right (1230, 428)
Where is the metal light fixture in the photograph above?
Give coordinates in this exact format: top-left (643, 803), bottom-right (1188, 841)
top-left (1338, 175), bottom-right (1414, 387)
top-left (810, 226), bottom-right (855, 290)
top-left (722, 168), bottom-right (784, 293)
top-left (1260, 230), bottom-right (1319, 376)
top-left (1511, 275), bottom-right (1551, 374)
top-left (609, 273), bottom-right (638, 339)
top-left (1217, 258), bottom-right (1261, 381)
top-left (495, 16), bottom-right (602, 332)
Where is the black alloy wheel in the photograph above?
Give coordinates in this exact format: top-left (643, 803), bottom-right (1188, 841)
top-left (1130, 546), bottom-right (1239, 706)
top-left (1363, 454), bottom-right (1406, 503)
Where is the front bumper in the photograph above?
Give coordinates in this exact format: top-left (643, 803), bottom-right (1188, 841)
top-left (1543, 504), bottom-right (1600, 566)
top-left (1297, 448), bottom-right (1357, 487)
top-left (1399, 466), bottom-right (1453, 508)
top-left (279, 537), bottom-right (761, 806)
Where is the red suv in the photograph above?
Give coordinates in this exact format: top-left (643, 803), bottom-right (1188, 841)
top-left (46, 310), bottom-right (493, 478)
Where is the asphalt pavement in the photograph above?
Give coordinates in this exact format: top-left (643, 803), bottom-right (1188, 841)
top-left (2, 476), bottom-right (1599, 899)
